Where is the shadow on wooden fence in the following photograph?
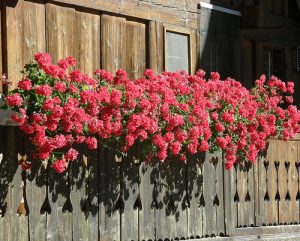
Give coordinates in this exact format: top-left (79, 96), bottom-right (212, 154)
top-left (0, 126), bottom-right (300, 241)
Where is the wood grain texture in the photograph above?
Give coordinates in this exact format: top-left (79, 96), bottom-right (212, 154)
top-left (26, 142), bottom-right (47, 241)
top-left (101, 14), bottom-right (126, 74)
top-left (47, 167), bottom-right (72, 241)
top-left (139, 161), bottom-right (156, 240)
top-left (149, 21), bottom-right (164, 74)
top-left (22, 2), bottom-right (47, 237)
top-left (6, 0), bottom-right (24, 89)
top-left (278, 140), bottom-right (290, 225)
top-left (203, 152), bottom-right (217, 236)
top-left (256, 145), bottom-right (268, 226)
top-left (223, 157), bottom-right (237, 236)
top-left (287, 141), bottom-right (299, 224)
top-left (70, 154), bottom-right (89, 241)
top-left (46, 3), bottom-right (75, 62)
top-left (121, 147), bottom-right (139, 240)
top-left (5, 0), bottom-right (46, 89)
top-left (75, 10), bottom-right (101, 75)
top-left (187, 153), bottom-right (204, 239)
top-left (6, 128), bottom-right (28, 241)
top-left (99, 148), bottom-right (121, 241)
top-left (266, 140), bottom-right (279, 225)
top-left (126, 20), bottom-right (147, 79)
top-left (155, 159), bottom-right (188, 240)
top-left (52, 0), bottom-right (199, 29)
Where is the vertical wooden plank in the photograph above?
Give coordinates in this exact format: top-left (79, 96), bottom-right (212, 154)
top-left (70, 153), bottom-right (88, 241)
top-left (46, 3), bottom-right (75, 62)
top-left (288, 140), bottom-right (299, 224)
top-left (6, 0), bottom-right (24, 89)
top-left (26, 142), bottom-right (47, 241)
top-left (47, 164), bottom-right (72, 241)
top-left (215, 151), bottom-right (225, 235)
top-left (155, 159), bottom-right (188, 240)
top-left (71, 9), bottom-right (100, 241)
top-left (278, 140), bottom-right (291, 224)
top-left (266, 140), bottom-right (278, 225)
top-left (139, 161), bottom-right (156, 240)
top-left (256, 144), bottom-right (269, 226)
top-left (75, 9), bottom-right (101, 76)
top-left (0, 127), bottom-right (9, 241)
top-left (149, 21), bottom-right (164, 74)
top-left (101, 14), bottom-right (126, 73)
top-left (203, 151), bottom-right (221, 236)
top-left (190, 29), bottom-right (198, 75)
top-left (45, 4), bottom-right (75, 241)
top-left (22, 2), bottom-right (47, 239)
top-left (5, 127), bottom-right (28, 241)
top-left (23, 0), bottom-right (46, 62)
top-left (224, 157), bottom-right (237, 236)
top-left (126, 20), bottom-right (146, 79)
top-left (237, 163), bottom-right (248, 227)
top-left (187, 153), bottom-right (204, 239)
top-left (121, 147), bottom-right (139, 240)
top-left (247, 162), bottom-right (255, 226)
top-left (99, 148), bottom-right (120, 240)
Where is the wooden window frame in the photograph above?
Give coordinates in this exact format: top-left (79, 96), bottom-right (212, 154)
top-left (263, 45), bottom-right (285, 80)
top-left (163, 25), bottom-right (192, 74)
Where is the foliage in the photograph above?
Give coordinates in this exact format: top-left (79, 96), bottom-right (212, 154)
top-left (1, 53), bottom-right (299, 173)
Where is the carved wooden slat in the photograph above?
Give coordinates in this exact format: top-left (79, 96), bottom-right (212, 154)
top-left (99, 148), bottom-right (121, 240)
top-left (266, 140), bottom-right (279, 225)
top-left (287, 141), bottom-right (299, 224)
top-left (155, 159), bottom-right (188, 239)
top-left (237, 160), bottom-right (255, 227)
top-left (203, 152), bottom-right (218, 236)
top-left (187, 153), bottom-right (204, 239)
top-left (121, 147), bottom-right (139, 240)
top-left (256, 143), bottom-right (269, 226)
top-left (139, 161), bottom-right (156, 240)
top-left (278, 140), bottom-right (291, 225)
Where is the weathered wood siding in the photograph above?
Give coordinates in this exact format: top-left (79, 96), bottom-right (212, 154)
top-left (0, 0), bottom-right (202, 91)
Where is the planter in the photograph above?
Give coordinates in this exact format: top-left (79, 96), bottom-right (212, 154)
top-left (0, 94), bottom-right (18, 126)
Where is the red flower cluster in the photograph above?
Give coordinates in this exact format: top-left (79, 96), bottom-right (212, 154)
top-left (3, 53), bottom-right (300, 173)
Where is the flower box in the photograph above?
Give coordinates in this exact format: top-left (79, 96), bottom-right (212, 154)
top-left (0, 95), bottom-right (18, 126)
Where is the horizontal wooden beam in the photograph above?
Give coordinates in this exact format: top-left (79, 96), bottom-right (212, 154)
top-left (51, 0), bottom-right (199, 29)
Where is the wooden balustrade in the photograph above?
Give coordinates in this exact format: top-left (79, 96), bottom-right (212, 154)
top-left (1, 127), bottom-right (300, 240)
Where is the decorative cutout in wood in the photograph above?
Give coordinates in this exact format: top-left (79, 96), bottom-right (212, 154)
top-left (264, 160), bottom-right (270, 201)
top-left (234, 164), bottom-right (239, 203)
top-left (285, 161), bottom-right (291, 201)
top-left (62, 163), bottom-right (73, 213)
top-left (182, 192), bottom-right (190, 210)
top-left (296, 162), bottom-right (300, 200)
top-left (199, 193), bottom-right (205, 207)
top-left (213, 194), bottom-right (219, 206)
top-left (274, 161), bottom-right (280, 201)
top-left (17, 169), bottom-right (29, 216)
top-left (151, 181), bottom-right (159, 209)
top-left (245, 161), bottom-right (252, 203)
top-left (40, 162), bottom-right (51, 214)
top-left (133, 194), bottom-right (142, 210)
top-left (115, 194), bottom-right (125, 212)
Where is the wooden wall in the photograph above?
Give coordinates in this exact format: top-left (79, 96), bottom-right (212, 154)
top-left (0, 0), bottom-right (203, 92)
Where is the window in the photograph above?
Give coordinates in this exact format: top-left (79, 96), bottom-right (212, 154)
top-left (164, 28), bottom-right (191, 73)
top-left (264, 48), bottom-right (285, 80)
